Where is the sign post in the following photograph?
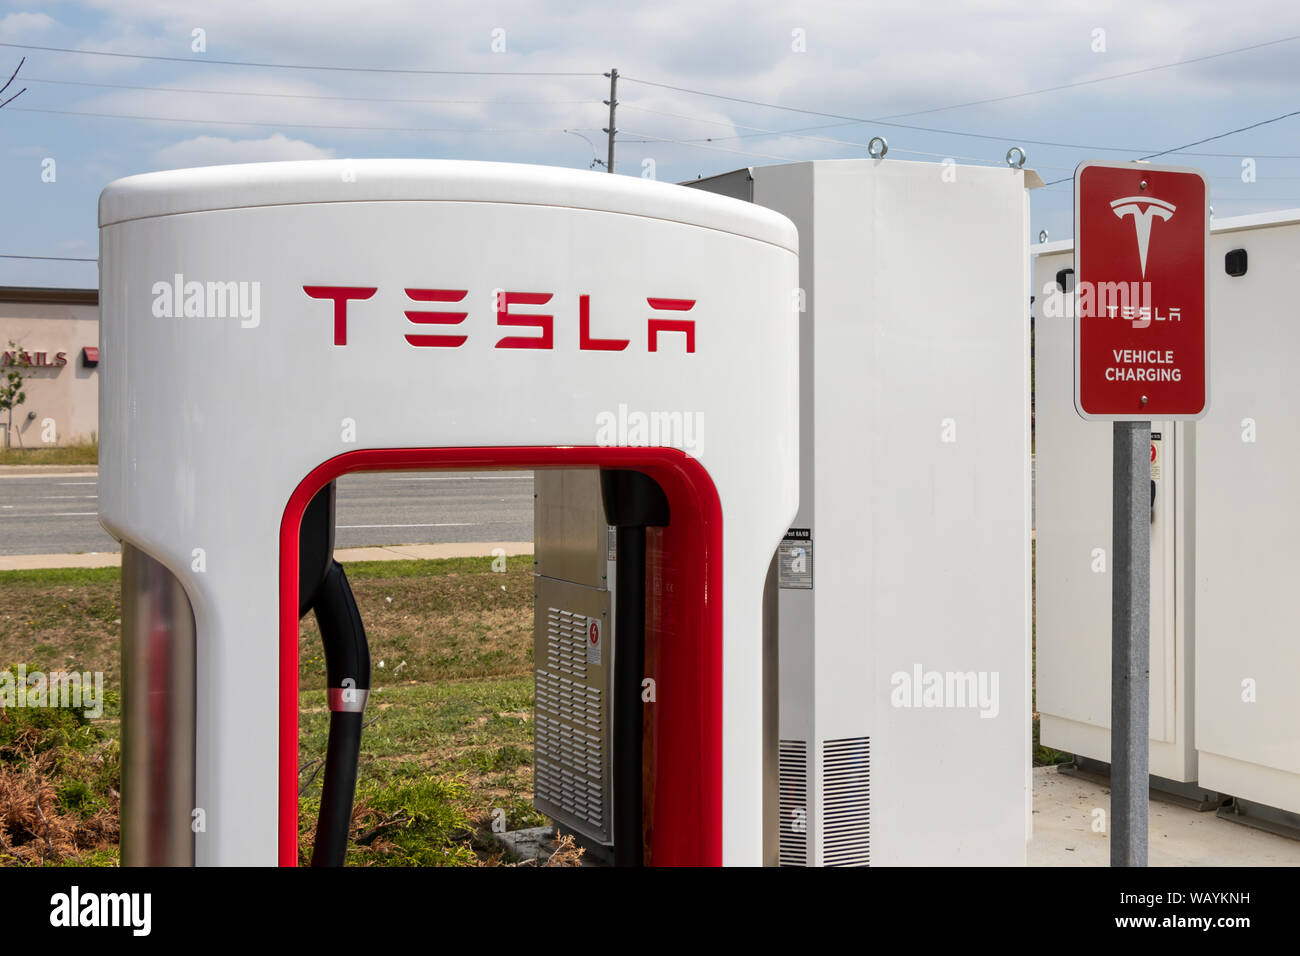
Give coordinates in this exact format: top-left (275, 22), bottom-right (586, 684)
top-left (1073, 160), bottom-right (1209, 866)
top-left (1110, 418), bottom-right (1150, 866)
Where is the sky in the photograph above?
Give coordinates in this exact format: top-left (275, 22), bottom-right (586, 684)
top-left (1, 0), bottom-right (1299, 288)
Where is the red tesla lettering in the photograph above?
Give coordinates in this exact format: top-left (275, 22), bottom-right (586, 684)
top-left (496, 292), bottom-right (554, 349)
top-left (578, 294), bottom-right (629, 351)
top-left (404, 288), bottom-right (468, 348)
top-left (303, 286), bottom-right (377, 346)
top-left (646, 297), bottom-right (696, 353)
top-left (303, 286), bottom-right (696, 353)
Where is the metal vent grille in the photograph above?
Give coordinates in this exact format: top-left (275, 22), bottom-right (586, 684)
top-left (821, 737), bottom-right (870, 866)
top-left (533, 606), bottom-right (608, 839)
top-left (779, 739), bottom-right (809, 866)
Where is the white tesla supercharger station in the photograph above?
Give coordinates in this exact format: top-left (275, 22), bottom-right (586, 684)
top-left (684, 159), bottom-right (1038, 865)
top-left (1035, 208), bottom-right (1300, 826)
top-left (99, 159), bottom-right (800, 866)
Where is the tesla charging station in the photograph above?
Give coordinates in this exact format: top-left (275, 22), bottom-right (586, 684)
top-left (98, 159), bottom-right (799, 866)
top-left (1036, 206), bottom-right (1300, 832)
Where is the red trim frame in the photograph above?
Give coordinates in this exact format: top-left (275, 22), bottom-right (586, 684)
top-left (278, 446), bottom-right (723, 866)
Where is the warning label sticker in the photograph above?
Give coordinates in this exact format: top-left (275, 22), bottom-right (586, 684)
top-left (779, 528), bottom-right (813, 589)
top-left (1151, 432), bottom-right (1162, 480)
top-left (586, 617), bottom-right (602, 666)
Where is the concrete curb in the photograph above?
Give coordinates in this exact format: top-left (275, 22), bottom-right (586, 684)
top-left (0, 541), bottom-right (534, 572)
top-left (0, 465), bottom-right (98, 477)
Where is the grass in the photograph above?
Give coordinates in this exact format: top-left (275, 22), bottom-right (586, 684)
top-left (0, 680), bottom-right (121, 864)
top-left (2, 542), bottom-right (1067, 864)
top-left (0, 554), bottom-right (547, 866)
top-left (0, 439), bottom-right (98, 466)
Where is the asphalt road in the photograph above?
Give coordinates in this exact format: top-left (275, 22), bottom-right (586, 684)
top-left (0, 470), bottom-right (534, 556)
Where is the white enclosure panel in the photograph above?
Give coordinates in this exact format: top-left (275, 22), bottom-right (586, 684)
top-left (743, 160), bottom-right (1034, 865)
top-left (1194, 215), bottom-right (1300, 813)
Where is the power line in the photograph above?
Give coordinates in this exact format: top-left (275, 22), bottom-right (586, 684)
top-left (621, 101), bottom-right (1104, 159)
top-left (1138, 108), bottom-right (1300, 161)
top-left (9, 105), bottom-right (600, 136)
top-left (626, 127), bottom-right (1008, 168)
top-left (22, 75), bottom-right (592, 106)
top-left (623, 98), bottom-right (1300, 163)
top-left (621, 32), bottom-right (1300, 124)
top-left (622, 96), bottom-right (1300, 160)
top-left (1040, 106), bottom-right (1300, 185)
top-left (0, 54), bottom-right (25, 108)
top-left (868, 32), bottom-right (1300, 121)
top-left (620, 110), bottom-right (1006, 166)
top-left (620, 129), bottom-right (799, 162)
top-left (0, 41), bottom-right (600, 76)
top-left (0, 254), bottom-right (95, 262)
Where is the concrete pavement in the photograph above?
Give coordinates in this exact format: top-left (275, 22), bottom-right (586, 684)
top-left (0, 467), bottom-right (534, 556)
top-left (0, 465), bottom-right (99, 476)
top-left (1030, 765), bottom-right (1300, 865)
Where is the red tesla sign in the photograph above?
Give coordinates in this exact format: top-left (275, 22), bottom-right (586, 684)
top-left (1073, 160), bottom-right (1209, 420)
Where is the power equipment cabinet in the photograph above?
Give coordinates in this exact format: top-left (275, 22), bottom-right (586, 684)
top-left (689, 159), bottom-right (1038, 865)
top-left (1195, 209), bottom-right (1300, 820)
top-left (531, 469), bottom-right (617, 859)
top-left (1032, 243), bottom-right (1199, 785)
top-left (1034, 208), bottom-right (1300, 824)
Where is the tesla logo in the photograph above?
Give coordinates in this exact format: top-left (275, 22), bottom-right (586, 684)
top-left (303, 286), bottom-right (696, 353)
top-left (1110, 196), bottom-right (1176, 277)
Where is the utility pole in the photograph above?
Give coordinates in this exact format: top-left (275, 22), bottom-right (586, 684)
top-left (603, 68), bottom-right (618, 174)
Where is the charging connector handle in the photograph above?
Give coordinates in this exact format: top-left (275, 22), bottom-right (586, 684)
top-left (309, 560), bottom-right (371, 867)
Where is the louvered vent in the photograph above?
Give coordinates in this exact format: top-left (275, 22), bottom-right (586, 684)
top-left (821, 737), bottom-right (870, 866)
top-left (533, 606), bottom-right (609, 842)
top-left (779, 739), bottom-right (809, 866)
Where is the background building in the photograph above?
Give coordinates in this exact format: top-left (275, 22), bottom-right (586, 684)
top-left (0, 287), bottom-right (99, 448)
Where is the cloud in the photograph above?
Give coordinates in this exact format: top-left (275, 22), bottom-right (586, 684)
top-left (0, 12), bottom-right (55, 39)
top-left (152, 132), bottom-right (336, 167)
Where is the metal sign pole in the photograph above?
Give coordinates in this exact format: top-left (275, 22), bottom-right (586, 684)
top-left (1111, 419), bottom-right (1151, 866)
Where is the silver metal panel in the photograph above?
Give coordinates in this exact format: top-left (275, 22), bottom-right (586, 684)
top-left (762, 551), bottom-right (779, 866)
top-left (532, 576), bottom-right (613, 844)
top-left (821, 737), bottom-right (870, 866)
top-left (533, 469), bottom-right (609, 590)
top-left (778, 740), bottom-right (809, 866)
top-left (120, 543), bottom-right (197, 866)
